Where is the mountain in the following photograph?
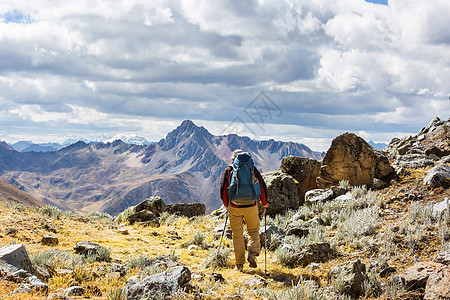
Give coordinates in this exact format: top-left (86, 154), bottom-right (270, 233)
top-left (10, 141), bottom-right (62, 152)
top-left (0, 179), bottom-right (44, 207)
top-left (104, 134), bottom-right (153, 145)
top-left (0, 120), bottom-right (323, 215)
top-left (368, 140), bottom-right (388, 150)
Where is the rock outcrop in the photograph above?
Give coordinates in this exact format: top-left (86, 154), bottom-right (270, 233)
top-left (328, 259), bottom-right (368, 299)
top-left (280, 156), bottom-right (320, 205)
top-left (261, 171), bottom-right (299, 216)
top-left (166, 203), bottom-right (205, 218)
top-left (423, 164), bottom-right (450, 188)
top-left (316, 132), bottom-right (392, 188)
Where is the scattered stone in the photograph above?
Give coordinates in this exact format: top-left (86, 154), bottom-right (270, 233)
top-left (0, 244), bottom-right (35, 275)
top-left (424, 267), bottom-right (450, 300)
top-left (28, 275), bottom-right (48, 293)
top-left (285, 220), bottom-right (309, 237)
top-left (259, 225), bottom-right (285, 251)
top-left (35, 264), bottom-right (55, 281)
top-left (432, 198), bottom-right (450, 216)
top-left (395, 154), bottom-right (435, 169)
top-left (433, 249), bottom-right (450, 266)
top-left (56, 269), bottom-right (73, 276)
top-left (244, 275), bottom-right (267, 287)
top-left (46, 293), bottom-right (69, 300)
top-left (379, 267), bottom-right (397, 278)
top-left (109, 272), bottom-right (121, 280)
top-left (261, 171), bottom-right (299, 215)
top-left (5, 228), bottom-right (18, 236)
top-left (424, 164), bottom-right (450, 188)
top-left (295, 242), bottom-right (331, 267)
top-left (166, 203), bottom-right (205, 218)
top-left (328, 259), bottom-right (368, 299)
top-left (64, 286), bottom-right (84, 296)
top-left (439, 156), bottom-right (450, 164)
top-left (331, 186), bottom-right (348, 197)
top-left (73, 241), bottom-right (100, 256)
top-left (210, 272), bottom-right (225, 283)
top-left (306, 216), bottom-right (325, 227)
top-left (41, 235), bottom-right (59, 246)
top-left (372, 178), bottom-right (389, 190)
top-left (135, 195), bottom-right (166, 216)
top-left (187, 245), bottom-right (199, 251)
top-left (399, 261), bottom-right (447, 290)
top-left (126, 266), bottom-right (191, 300)
top-left (304, 189), bottom-right (334, 205)
top-left (280, 156), bottom-right (321, 205)
top-left (118, 228), bottom-right (129, 235)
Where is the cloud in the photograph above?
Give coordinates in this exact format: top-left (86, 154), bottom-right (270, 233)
top-left (0, 0), bottom-right (448, 151)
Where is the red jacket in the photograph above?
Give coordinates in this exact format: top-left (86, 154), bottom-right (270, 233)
top-left (220, 165), bottom-right (268, 207)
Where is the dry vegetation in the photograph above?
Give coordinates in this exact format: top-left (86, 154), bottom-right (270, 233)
top-left (0, 167), bottom-right (449, 299)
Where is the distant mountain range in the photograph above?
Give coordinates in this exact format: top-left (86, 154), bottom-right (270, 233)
top-left (368, 140), bottom-right (388, 150)
top-left (9, 134), bottom-right (154, 153)
top-left (0, 120), bottom-right (323, 215)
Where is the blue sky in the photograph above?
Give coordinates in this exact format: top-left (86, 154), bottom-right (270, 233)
top-left (0, 0), bottom-right (449, 151)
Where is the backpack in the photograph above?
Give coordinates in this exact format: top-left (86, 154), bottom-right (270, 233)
top-left (228, 152), bottom-right (261, 205)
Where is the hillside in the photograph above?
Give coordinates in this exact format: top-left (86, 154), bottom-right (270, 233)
top-left (0, 120), bottom-right (322, 215)
top-left (0, 180), bottom-right (44, 207)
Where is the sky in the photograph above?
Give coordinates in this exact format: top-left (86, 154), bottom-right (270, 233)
top-left (0, 0), bottom-right (449, 152)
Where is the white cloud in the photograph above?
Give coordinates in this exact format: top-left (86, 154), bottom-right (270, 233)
top-left (0, 0), bottom-right (449, 150)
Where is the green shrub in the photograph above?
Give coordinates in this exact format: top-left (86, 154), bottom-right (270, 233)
top-left (204, 247), bottom-right (230, 269)
top-left (107, 288), bottom-right (126, 300)
top-left (86, 211), bottom-right (114, 223)
top-left (114, 206), bottom-right (135, 224)
top-left (31, 249), bottom-right (83, 269)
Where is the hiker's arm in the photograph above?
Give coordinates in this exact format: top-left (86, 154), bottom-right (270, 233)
top-left (220, 167), bottom-right (231, 207)
top-left (254, 168), bottom-right (268, 206)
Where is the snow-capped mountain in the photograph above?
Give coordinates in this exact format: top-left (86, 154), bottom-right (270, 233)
top-left (0, 120), bottom-right (322, 215)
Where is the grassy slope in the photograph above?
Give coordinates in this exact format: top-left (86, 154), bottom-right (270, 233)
top-left (0, 166), bottom-right (449, 299)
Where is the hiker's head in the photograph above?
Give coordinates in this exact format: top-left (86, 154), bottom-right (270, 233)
top-left (231, 149), bottom-right (244, 162)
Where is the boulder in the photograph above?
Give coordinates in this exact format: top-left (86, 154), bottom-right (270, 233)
top-left (244, 275), bottom-right (267, 287)
top-left (73, 241), bottom-right (100, 256)
top-left (134, 196), bottom-right (166, 217)
top-left (305, 189), bottom-right (334, 205)
top-left (432, 198), bottom-right (450, 217)
top-left (328, 259), bottom-right (368, 299)
top-left (261, 171), bottom-right (299, 216)
top-left (126, 266), bottom-right (191, 300)
top-left (285, 220), bottom-right (309, 237)
top-left (317, 132), bottom-right (377, 188)
top-left (127, 210), bottom-right (160, 227)
top-left (399, 261), bottom-right (447, 290)
top-left (295, 242), bottom-right (331, 266)
top-left (280, 156), bottom-right (321, 205)
top-left (374, 150), bottom-right (395, 181)
top-left (166, 203), bottom-right (205, 218)
top-left (0, 244), bottom-right (35, 275)
top-left (424, 164), bottom-right (450, 188)
top-left (35, 264), bottom-right (55, 281)
top-left (424, 267), bottom-right (450, 300)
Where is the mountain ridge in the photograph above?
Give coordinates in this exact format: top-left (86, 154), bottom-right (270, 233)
top-left (0, 120), bottom-right (322, 215)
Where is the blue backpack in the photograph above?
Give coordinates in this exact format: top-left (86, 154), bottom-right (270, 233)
top-left (228, 152), bottom-right (261, 204)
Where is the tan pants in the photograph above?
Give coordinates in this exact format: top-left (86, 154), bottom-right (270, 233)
top-left (228, 205), bottom-right (260, 265)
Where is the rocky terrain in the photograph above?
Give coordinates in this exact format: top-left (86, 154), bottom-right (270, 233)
top-left (0, 117), bottom-right (449, 300)
top-left (0, 120), bottom-right (322, 215)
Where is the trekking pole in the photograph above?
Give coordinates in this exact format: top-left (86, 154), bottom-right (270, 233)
top-left (216, 212), bottom-right (228, 265)
top-left (264, 208), bottom-right (268, 276)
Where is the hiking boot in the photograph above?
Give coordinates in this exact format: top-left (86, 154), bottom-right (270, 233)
top-left (247, 251), bottom-right (257, 268)
top-left (235, 264), bottom-right (243, 272)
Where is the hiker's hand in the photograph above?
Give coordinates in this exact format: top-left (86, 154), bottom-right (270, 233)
top-left (262, 203), bottom-right (269, 208)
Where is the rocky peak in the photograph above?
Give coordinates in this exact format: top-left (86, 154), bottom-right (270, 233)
top-left (0, 141), bottom-right (16, 152)
top-left (159, 120), bottom-right (213, 151)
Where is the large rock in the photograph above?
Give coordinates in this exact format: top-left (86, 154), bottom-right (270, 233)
top-left (317, 133), bottom-right (377, 188)
top-left (400, 261), bottom-right (447, 290)
top-left (424, 164), bottom-right (450, 188)
top-left (424, 267), bottom-right (450, 300)
top-left (433, 249), bottom-right (450, 266)
top-left (127, 210), bottom-right (160, 227)
top-left (134, 196), bottom-right (166, 217)
top-left (261, 171), bottom-right (299, 216)
top-left (280, 156), bottom-right (320, 205)
top-left (166, 203), bottom-right (205, 218)
top-left (126, 266), bottom-right (191, 300)
top-left (295, 242), bottom-right (331, 266)
top-left (328, 259), bottom-right (368, 299)
top-left (0, 244), bottom-right (35, 275)
top-left (374, 150), bottom-right (395, 180)
top-left (73, 241), bottom-right (100, 256)
top-left (259, 225), bottom-right (284, 251)
top-left (285, 220), bottom-right (309, 237)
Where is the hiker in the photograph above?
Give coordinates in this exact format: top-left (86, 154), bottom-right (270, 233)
top-left (220, 149), bottom-right (268, 271)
